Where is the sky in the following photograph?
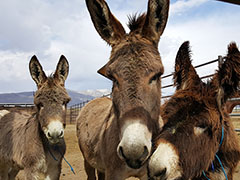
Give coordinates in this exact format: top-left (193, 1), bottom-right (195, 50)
top-left (0, 0), bottom-right (239, 97)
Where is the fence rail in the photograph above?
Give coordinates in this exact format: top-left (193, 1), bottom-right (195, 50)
top-left (161, 56), bottom-right (223, 99)
top-left (0, 103), bottom-right (34, 108)
top-left (66, 55), bottom-right (240, 124)
top-left (69, 93), bottom-right (111, 124)
top-left (2, 55), bottom-right (240, 126)
top-left (69, 100), bottom-right (90, 124)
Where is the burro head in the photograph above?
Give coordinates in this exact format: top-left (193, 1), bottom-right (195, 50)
top-left (29, 55), bottom-right (71, 145)
top-left (148, 42), bottom-right (240, 180)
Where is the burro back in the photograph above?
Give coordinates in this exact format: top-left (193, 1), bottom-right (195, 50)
top-left (77, 0), bottom-right (169, 179)
top-left (0, 55), bottom-right (70, 180)
top-left (148, 42), bottom-right (240, 180)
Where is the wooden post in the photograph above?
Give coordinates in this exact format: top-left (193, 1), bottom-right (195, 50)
top-left (218, 55), bottom-right (224, 69)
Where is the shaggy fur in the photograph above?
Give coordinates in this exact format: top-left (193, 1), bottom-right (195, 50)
top-left (149, 41), bottom-right (240, 180)
top-left (0, 56), bottom-right (70, 180)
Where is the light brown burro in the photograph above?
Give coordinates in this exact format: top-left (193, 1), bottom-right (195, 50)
top-left (0, 55), bottom-right (71, 180)
top-left (148, 41), bottom-right (240, 180)
top-left (76, 0), bottom-right (169, 179)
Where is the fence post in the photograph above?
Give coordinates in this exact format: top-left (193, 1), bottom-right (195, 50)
top-left (218, 55), bottom-right (224, 69)
top-left (70, 106), bottom-right (73, 124)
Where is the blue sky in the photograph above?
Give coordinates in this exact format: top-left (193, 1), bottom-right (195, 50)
top-left (0, 0), bottom-right (239, 97)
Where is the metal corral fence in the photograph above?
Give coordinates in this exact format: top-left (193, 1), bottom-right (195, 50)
top-left (69, 94), bottom-right (111, 124)
top-left (0, 103), bottom-right (35, 112)
top-left (68, 56), bottom-right (225, 124)
top-left (0, 103), bottom-right (35, 108)
top-left (161, 56), bottom-right (224, 99)
top-left (1, 56), bottom-right (239, 127)
top-left (69, 100), bottom-right (90, 124)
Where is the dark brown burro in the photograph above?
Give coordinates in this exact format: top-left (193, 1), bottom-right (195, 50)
top-left (148, 41), bottom-right (240, 180)
top-left (0, 55), bottom-right (71, 180)
top-left (76, 0), bottom-right (169, 179)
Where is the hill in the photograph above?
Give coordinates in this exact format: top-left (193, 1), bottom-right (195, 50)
top-left (0, 90), bottom-right (94, 106)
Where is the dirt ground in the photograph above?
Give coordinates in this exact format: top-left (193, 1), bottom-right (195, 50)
top-left (16, 119), bottom-right (240, 180)
top-left (60, 126), bottom-right (137, 180)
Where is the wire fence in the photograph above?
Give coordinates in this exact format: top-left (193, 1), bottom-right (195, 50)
top-left (68, 93), bottom-right (111, 124)
top-left (68, 56), bottom-right (225, 124)
top-left (161, 56), bottom-right (224, 99)
top-left (0, 103), bottom-right (35, 112)
top-left (0, 103), bottom-right (35, 108)
top-left (69, 100), bottom-right (90, 124)
top-left (2, 56), bottom-right (240, 126)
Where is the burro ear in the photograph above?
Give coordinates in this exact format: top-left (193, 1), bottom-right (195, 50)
top-left (142, 0), bottom-right (169, 45)
top-left (173, 41), bottom-right (200, 90)
top-left (212, 42), bottom-right (240, 108)
top-left (97, 64), bottom-right (109, 79)
top-left (29, 55), bottom-right (47, 88)
top-left (86, 0), bottom-right (126, 46)
top-left (54, 55), bottom-right (69, 85)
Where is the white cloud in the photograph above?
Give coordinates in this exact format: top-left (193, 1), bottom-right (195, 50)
top-left (0, 50), bottom-right (35, 93)
top-left (160, 9), bottom-right (240, 97)
top-left (170, 0), bottom-right (208, 15)
top-left (0, 0), bottom-right (239, 95)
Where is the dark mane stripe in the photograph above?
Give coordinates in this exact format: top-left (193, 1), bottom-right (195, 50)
top-left (127, 13), bottom-right (146, 32)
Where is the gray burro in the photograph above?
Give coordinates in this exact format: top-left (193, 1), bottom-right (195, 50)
top-left (0, 55), bottom-right (71, 180)
top-left (77, 0), bottom-right (169, 179)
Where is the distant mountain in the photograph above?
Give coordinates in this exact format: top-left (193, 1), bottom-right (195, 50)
top-left (67, 90), bottom-right (94, 105)
top-left (0, 90), bottom-right (94, 106)
top-left (79, 89), bottom-right (111, 98)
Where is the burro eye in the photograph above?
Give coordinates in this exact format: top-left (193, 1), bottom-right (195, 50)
top-left (109, 74), bottom-right (119, 87)
top-left (194, 126), bottom-right (207, 136)
top-left (37, 103), bottom-right (43, 109)
top-left (149, 72), bottom-right (162, 84)
top-left (113, 78), bottom-right (119, 87)
top-left (62, 98), bottom-right (71, 106)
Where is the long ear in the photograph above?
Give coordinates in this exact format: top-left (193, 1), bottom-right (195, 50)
top-left (142, 0), bottom-right (169, 45)
top-left (97, 64), bottom-right (109, 79)
top-left (213, 42), bottom-right (240, 108)
top-left (86, 0), bottom-right (126, 46)
top-left (54, 55), bottom-right (69, 85)
top-left (174, 41), bottom-right (201, 90)
top-left (29, 55), bottom-right (47, 88)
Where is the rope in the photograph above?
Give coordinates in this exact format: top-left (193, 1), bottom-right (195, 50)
top-left (215, 154), bottom-right (228, 180)
top-left (211, 163), bottom-right (215, 171)
top-left (202, 171), bottom-right (211, 180)
top-left (57, 147), bottom-right (76, 175)
top-left (203, 126), bottom-right (227, 180)
top-left (48, 145), bottom-right (75, 175)
top-left (48, 146), bottom-right (58, 161)
top-left (219, 126), bottom-right (224, 147)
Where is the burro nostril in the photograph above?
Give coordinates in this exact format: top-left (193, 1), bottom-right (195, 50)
top-left (118, 146), bottom-right (125, 160)
top-left (47, 130), bottom-right (64, 140)
top-left (118, 145), bottom-right (149, 162)
top-left (47, 132), bottom-right (51, 138)
top-left (118, 145), bottom-right (149, 169)
top-left (140, 146), bottom-right (149, 162)
top-left (155, 168), bottom-right (167, 178)
top-left (58, 130), bottom-right (64, 138)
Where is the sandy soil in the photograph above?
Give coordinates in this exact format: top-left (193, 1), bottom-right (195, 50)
top-left (60, 125), bottom-right (138, 180)
top-left (16, 119), bottom-right (240, 180)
